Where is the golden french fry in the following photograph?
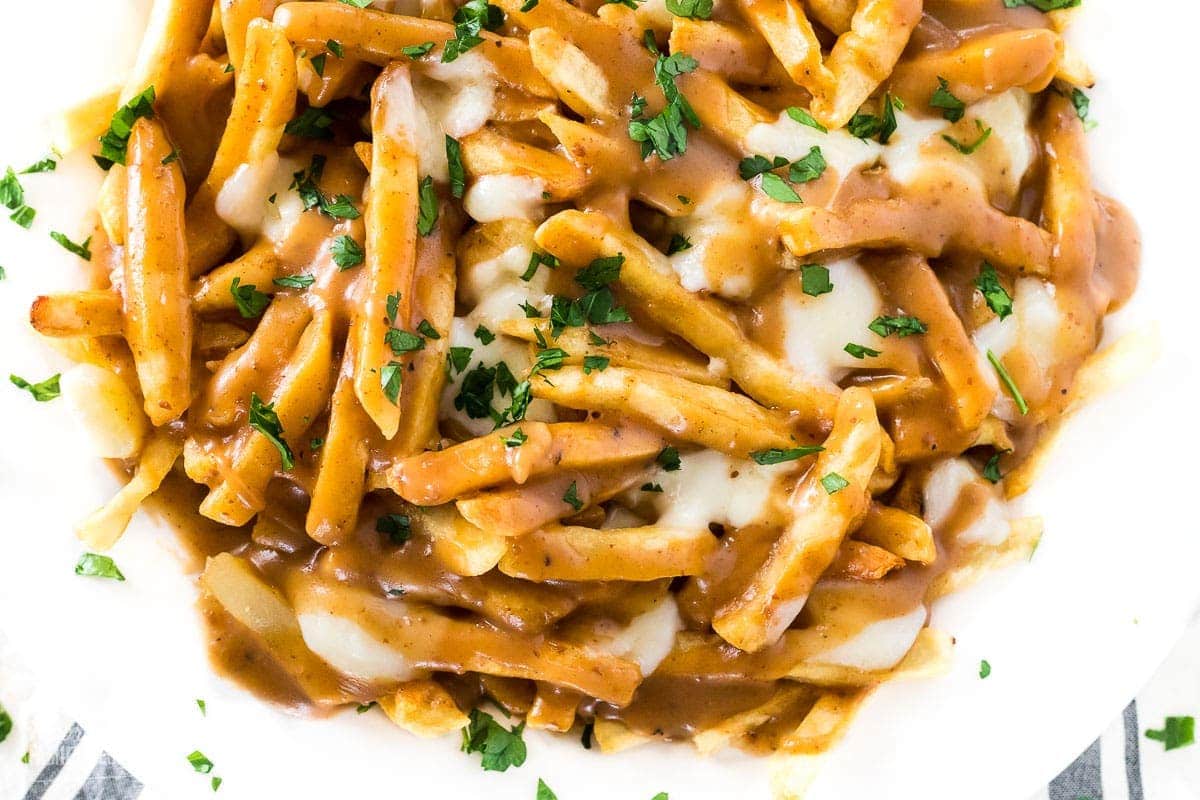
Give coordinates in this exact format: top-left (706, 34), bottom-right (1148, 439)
top-left (854, 504), bottom-right (936, 564)
top-left (528, 684), bottom-right (581, 732)
top-left (60, 363), bottom-right (150, 461)
top-left (500, 524), bottom-right (718, 582)
top-left (306, 343), bottom-right (371, 545)
top-left (352, 62), bottom-right (420, 439)
top-left (390, 422), bottom-right (663, 505)
top-left (200, 312), bottom-right (334, 525)
top-left (889, 29), bottom-right (1062, 108)
top-left (51, 88), bottom-right (120, 156)
top-left (409, 503), bottom-right (509, 578)
top-left (378, 679), bottom-right (469, 738)
top-left (221, 0), bottom-right (280, 71)
top-left (121, 0), bottom-right (213, 103)
top-left (460, 127), bottom-right (586, 201)
top-left (192, 241), bottom-right (280, 313)
top-left (76, 431), bottom-right (182, 551)
top-left (123, 117), bottom-right (193, 426)
top-left (927, 516), bottom-right (1043, 600)
top-left (779, 190), bottom-right (1054, 275)
top-left (30, 291), bottom-right (123, 338)
top-left (535, 211), bottom-right (839, 422)
top-left (668, 19), bottom-right (788, 87)
top-left (693, 685), bottom-right (813, 756)
top-left (593, 719), bottom-right (653, 753)
top-left (457, 466), bottom-right (649, 537)
top-left (531, 366), bottom-right (796, 457)
top-left (527, 28), bottom-right (616, 119)
top-left (714, 387), bottom-right (882, 652)
top-left (272, 2), bottom-right (554, 97)
top-left (777, 690), bottom-right (868, 754)
top-left (197, 322), bottom-right (252, 356)
top-left (825, 540), bottom-right (905, 581)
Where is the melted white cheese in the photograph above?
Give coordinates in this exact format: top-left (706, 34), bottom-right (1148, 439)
top-left (410, 52), bottom-right (497, 181)
top-left (643, 450), bottom-right (785, 529)
top-left (923, 458), bottom-right (1010, 546)
top-left (812, 605), bottom-right (927, 670)
top-left (973, 277), bottom-right (1065, 414)
top-left (464, 174), bottom-right (547, 223)
top-left (782, 257), bottom-right (886, 385)
top-left (215, 154), bottom-right (306, 248)
top-left (668, 182), bottom-right (758, 297)
top-left (297, 611), bottom-right (421, 682)
top-left (588, 596), bottom-right (683, 676)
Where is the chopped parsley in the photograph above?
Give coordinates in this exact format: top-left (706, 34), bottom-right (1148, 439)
top-left (417, 320), bottom-right (441, 339)
top-left (788, 147), bottom-right (826, 183)
top-left (868, 315), bottom-right (926, 338)
top-left (212, 777), bottom-right (222, 792)
top-left (460, 708), bottom-right (527, 771)
top-left (94, 86), bottom-right (156, 170)
top-left (285, 106), bottom-right (336, 140)
top-left (1002, 0), bottom-right (1079, 10)
top-left (376, 513), bottom-right (412, 544)
top-left (1145, 717), bottom-right (1195, 751)
top-left (583, 355), bottom-right (610, 374)
top-left (641, 482), bottom-right (663, 492)
top-left (502, 428), bottom-right (528, 447)
top-left (576, 254), bottom-right (624, 290)
top-left (786, 106), bottom-right (827, 133)
top-left (627, 38), bottom-right (700, 162)
top-left (740, 148), bottom-right (823, 202)
top-left (50, 232), bottom-right (92, 260)
top-left (381, 361), bottom-right (403, 404)
top-left (987, 350), bottom-right (1028, 415)
top-left (974, 263), bottom-right (1013, 318)
top-left (197, 699), bottom-right (207, 716)
top-left (310, 53), bottom-right (327, 76)
top-left (848, 93), bottom-right (899, 144)
top-left (1070, 88), bottom-right (1097, 131)
top-left (387, 329), bottom-right (425, 354)
top-left (402, 41), bottom-right (436, 58)
top-left (750, 445), bottom-right (823, 465)
top-left (448, 347), bottom-right (474, 374)
top-left (290, 155), bottom-right (361, 219)
top-left (417, 175), bottom-right (438, 235)
top-left (327, 39), bottom-right (345, 58)
top-left (844, 343), bottom-right (881, 359)
top-left (820, 472), bottom-right (849, 494)
top-left (442, 0), bottom-right (505, 63)
top-left (230, 277), bottom-right (270, 318)
top-left (10, 205), bottom-right (35, 229)
top-left (162, 149), bottom-right (180, 166)
top-left (657, 445), bottom-right (681, 471)
top-left (738, 154), bottom-right (787, 180)
top-left (10, 373), bottom-right (61, 402)
top-left (982, 451), bottom-right (1005, 484)
top-left (520, 0), bottom-right (538, 9)
top-left (930, 77), bottom-right (965, 122)
top-left (248, 393), bottom-right (294, 469)
top-left (666, 233), bottom-right (692, 254)
top-left (187, 750), bottom-right (214, 774)
top-left (0, 706), bottom-right (11, 744)
top-left (531, 347), bottom-right (568, 374)
top-left (455, 363), bottom-right (502, 419)
top-left (446, 136), bottom-right (466, 199)
top-left (273, 273), bottom-right (316, 289)
top-left (537, 778), bottom-right (559, 800)
top-left (356, 702), bottom-right (377, 713)
top-left (75, 553), bottom-right (125, 581)
top-left (563, 481), bottom-right (583, 511)
top-left (801, 264), bottom-right (832, 297)
top-left (979, 660), bottom-right (991, 679)
top-left (665, 0), bottom-right (712, 17)
top-left (522, 251), bottom-right (559, 281)
top-left (942, 120), bottom-right (993, 155)
top-left (22, 156), bottom-right (57, 174)
top-left (759, 172), bottom-right (801, 203)
top-left (1, 168), bottom-right (35, 228)
top-left (474, 325), bottom-right (495, 345)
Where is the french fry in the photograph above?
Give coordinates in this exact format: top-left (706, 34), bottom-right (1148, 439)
top-left (713, 388), bottom-right (882, 652)
top-left (777, 690), bottom-right (867, 754)
top-left (779, 190), bottom-right (1055, 275)
top-left (499, 524), bottom-right (718, 582)
top-left (535, 211), bottom-right (839, 422)
top-left (457, 465), bottom-right (649, 537)
top-left (889, 29), bottom-right (1062, 108)
top-left (221, 0), bottom-right (280, 71)
top-left (200, 312), bottom-right (334, 525)
top-left (854, 504), bottom-right (936, 564)
top-left (51, 88), bottom-right (120, 156)
top-left (123, 117), bottom-right (193, 426)
top-left (76, 431), bottom-right (182, 551)
top-left (378, 679), bottom-right (470, 738)
top-left (528, 684), bottom-right (581, 732)
top-left (409, 503), bottom-right (509, 578)
top-left (527, 28), bottom-right (617, 119)
top-left (30, 291), bottom-right (123, 338)
top-left (390, 422), bottom-right (663, 505)
top-left (121, 0), bottom-right (213, 103)
top-left (693, 685), bottom-right (812, 756)
top-left (391, 210), bottom-right (457, 456)
top-left (305, 342), bottom-right (371, 545)
top-left (593, 719), bottom-right (653, 753)
top-left (460, 127), bottom-right (587, 201)
top-left (192, 241), bottom-right (280, 313)
top-left (190, 18), bottom-right (297, 275)
top-left (272, 2), bottom-right (555, 97)
top-left (927, 517), bottom-right (1043, 601)
top-left (351, 62), bottom-right (420, 439)
top-left (531, 366), bottom-right (797, 456)
top-left (668, 19), bottom-right (789, 87)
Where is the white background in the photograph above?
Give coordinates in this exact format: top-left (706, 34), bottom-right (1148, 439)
top-left (0, 1), bottom-right (1198, 798)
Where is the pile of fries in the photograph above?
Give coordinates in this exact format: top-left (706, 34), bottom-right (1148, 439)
top-left (27, 0), bottom-right (1138, 777)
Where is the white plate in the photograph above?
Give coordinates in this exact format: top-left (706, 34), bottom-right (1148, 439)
top-left (0, 2), bottom-right (1197, 798)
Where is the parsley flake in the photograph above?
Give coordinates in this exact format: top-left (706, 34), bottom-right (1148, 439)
top-left (10, 373), bottom-right (61, 402)
top-left (974, 263), bottom-right (1013, 319)
top-left (460, 708), bottom-right (527, 772)
top-left (249, 393), bottom-right (294, 469)
top-left (230, 277), bottom-right (270, 318)
top-left (801, 264), bottom-right (832, 297)
top-left (750, 446), bottom-right (824, 465)
top-left (820, 472), bottom-right (849, 494)
top-left (1146, 717), bottom-right (1195, 751)
top-left (75, 553), bottom-right (125, 581)
top-left (563, 481), bottom-right (583, 511)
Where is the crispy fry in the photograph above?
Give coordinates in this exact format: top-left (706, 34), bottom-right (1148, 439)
top-left (531, 366), bottom-right (797, 456)
top-left (192, 241), bottom-right (280, 313)
top-left (390, 422), bottom-right (663, 505)
top-left (306, 343), bottom-right (371, 545)
top-left (76, 431), bottom-right (182, 550)
top-left (378, 679), bottom-right (470, 738)
top-left (825, 540), bottom-right (905, 581)
top-left (460, 127), bottom-right (587, 201)
top-left (123, 118), bottom-right (193, 426)
top-left (30, 291), bottom-right (124, 338)
top-left (500, 524), bottom-right (718, 582)
top-left (713, 388), bottom-right (882, 652)
top-left (854, 504), bottom-right (936, 564)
